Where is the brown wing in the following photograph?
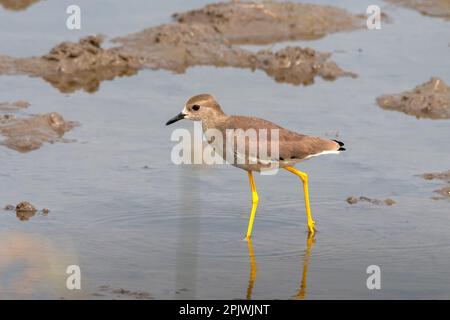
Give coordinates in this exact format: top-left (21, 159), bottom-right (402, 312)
top-left (216, 116), bottom-right (341, 162)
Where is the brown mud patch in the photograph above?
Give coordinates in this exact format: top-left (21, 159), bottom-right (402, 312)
top-left (377, 77), bottom-right (450, 119)
top-left (255, 46), bottom-right (356, 85)
top-left (420, 170), bottom-right (450, 200)
top-left (0, 100), bottom-right (29, 112)
top-left (3, 201), bottom-right (49, 221)
top-left (1, 35), bottom-right (141, 93)
top-left (0, 55), bottom-right (17, 74)
top-left (172, 1), bottom-right (365, 45)
top-left (0, 0), bottom-right (41, 11)
top-left (433, 186), bottom-right (450, 199)
top-left (388, 0), bottom-right (450, 20)
top-left (421, 170), bottom-right (450, 181)
top-left (114, 23), bottom-right (356, 86)
top-left (0, 112), bottom-right (78, 152)
top-left (0, 2), bottom-right (359, 92)
top-left (347, 196), bottom-right (396, 206)
top-left (113, 23), bottom-right (247, 74)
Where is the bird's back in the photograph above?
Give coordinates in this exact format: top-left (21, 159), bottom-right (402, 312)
top-left (205, 115), bottom-right (343, 171)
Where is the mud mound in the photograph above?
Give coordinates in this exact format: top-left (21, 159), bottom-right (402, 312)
top-left (420, 170), bottom-right (450, 200)
top-left (434, 186), bottom-right (450, 199)
top-left (114, 23), bottom-right (251, 73)
top-left (3, 201), bottom-right (49, 221)
top-left (0, 55), bottom-right (16, 74)
top-left (0, 112), bottom-right (78, 152)
top-left (4, 35), bottom-right (141, 93)
top-left (114, 24), bottom-right (355, 85)
top-left (421, 170), bottom-right (450, 181)
top-left (388, 0), bottom-right (450, 20)
top-left (14, 201), bottom-right (37, 221)
top-left (255, 46), bottom-right (356, 86)
top-left (0, 100), bottom-right (29, 111)
top-left (1, 3), bottom-right (359, 92)
top-left (173, 1), bottom-right (365, 44)
top-left (15, 201), bottom-right (36, 212)
top-left (377, 77), bottom-right (450, 119)
top-left (0, 0), bottom-right (41, 11)
top-left (346, 196), bottom-right (396, 206)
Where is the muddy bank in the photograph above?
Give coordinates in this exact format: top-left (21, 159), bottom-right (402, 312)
top-left (346, 196), bottom-right (396, 206)
top-left (377, 77), bottom-right (450, 119)
top-left (256, 46), bottom-right (356, 85)
top-left (1, 36), bottom-right (141, 93)
top-left (173, 1), bottom-right (365, 45)
top-left (421, 170), bottom-right (450, 181)
top-left (0, 55), bottom-right (16, 74)
top-left (4, 201), bottom-right (49, 221)
top-left (0, 100), bottom-right (29, 111)
top-left (0, 2), bottom-right (359, 92)
top-left (0, 27), bottom-right (355, 91)
top-left (114, 23), bottom-right (355, 86)
top-left (14, 201), bottom-right (37, 221)
top-left (420, 170), bottom-right (450, 200)
top-left (434, 186), bottom-right (450, 199)
top-left (388, 0), bottom-right (450, 20)
top-left (113, 23), bottom-right (246, 73)
top-left (0, 0), bottom-right (40, 11)
top-left (0, 112), bottom-right (78, 152)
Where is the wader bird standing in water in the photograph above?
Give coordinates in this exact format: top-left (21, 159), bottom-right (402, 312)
top-left (166, 94), bottom-right (345, 239)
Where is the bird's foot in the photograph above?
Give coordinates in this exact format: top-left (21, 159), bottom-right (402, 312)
top-left (307, 221), bottom-right (316, 235)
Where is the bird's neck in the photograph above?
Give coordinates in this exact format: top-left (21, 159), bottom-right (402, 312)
top-left (202, 114), bottom-right (228, 132)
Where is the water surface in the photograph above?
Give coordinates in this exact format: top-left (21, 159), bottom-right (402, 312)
top-left (0, 0), bottom-right (449, 299)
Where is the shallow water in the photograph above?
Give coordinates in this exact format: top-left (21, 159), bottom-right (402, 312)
top-left (0, 0), bottom-right (449, 299)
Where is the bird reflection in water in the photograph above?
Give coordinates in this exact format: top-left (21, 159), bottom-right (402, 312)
top-left (292, 234), bottom-right (314, 300)
top-left (246, 239), bottom-right (257, 300)
top-left (245, 234), bottom-right (315, 300)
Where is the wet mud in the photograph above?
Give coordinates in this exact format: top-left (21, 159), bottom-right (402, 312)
top-left (346, 196), bottom-right (396, 206)
top-left (421, 170), bottom-right (450, 181)
top-left (0, 0), bottom-right (40, 11)
top-left (0, 2), bottom-right (359, 92)
top-left (255, 46), bottom-right (356, 85)
top-left (113, 23), bottom-right (249, 74)
top-left (114, 23), bottom-right (356, 86)
top-left (4, 204), bottom-right (15, 210)
top-left (0, 55), bottom-right (18, 74)
top-left (377, 77), bottom-right (450, 119)
top-left (388, 0), bottom-right (450, 20)
top-left (0, 36), bottom-right (141, 93)
top-left (3, 202), bottom-right (49, 221)
top-left (0, 100), bottom-right (29, 111)
top-left (420, 170), bottom-right (450, 200)
top-left (0, 112), bottom-right (78, 152)
top-left (172, 1), bottom-right (365, 45)
top-left (434, 186), bottom-right (450, 199)
top-left (15, 201), bottom-right (36, 212)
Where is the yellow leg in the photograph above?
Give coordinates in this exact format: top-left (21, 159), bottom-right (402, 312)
top-left (284, 166), bottom-right (315, 235)
top-left (246, 171), bottom-right (259, 240)
top-left (246, 238), bottom-right (257, 300)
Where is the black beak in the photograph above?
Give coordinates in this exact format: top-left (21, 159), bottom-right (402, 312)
top-left (165, 112), bottom-right (186, 126)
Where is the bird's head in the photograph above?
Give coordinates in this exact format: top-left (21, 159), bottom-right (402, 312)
top-left (166, 94), bottom-right (225, 125)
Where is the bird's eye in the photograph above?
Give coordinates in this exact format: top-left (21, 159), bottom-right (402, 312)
top-left (192, 105), bottom-right (200, 111)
